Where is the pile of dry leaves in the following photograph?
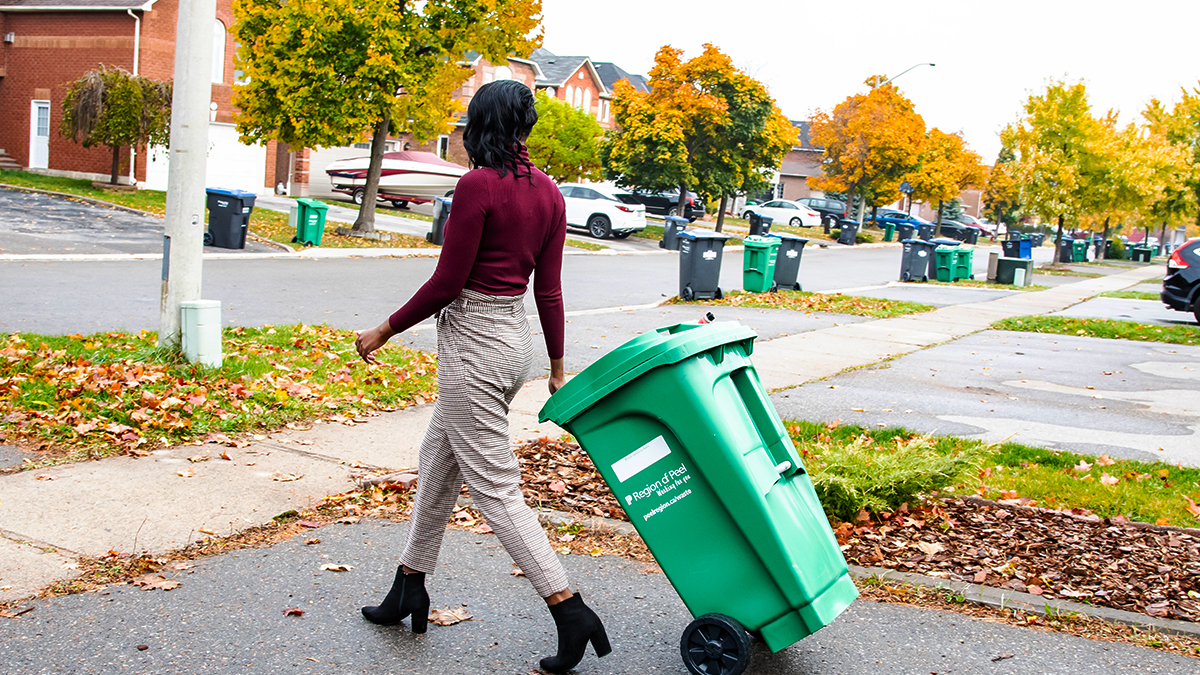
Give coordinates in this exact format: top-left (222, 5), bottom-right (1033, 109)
top-left (837, 498), bottom-right (1200, 622)
top-left (514, 436), bottom-right (627, 522)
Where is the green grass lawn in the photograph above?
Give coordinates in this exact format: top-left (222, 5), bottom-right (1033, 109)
top-left (928, 278), bottom-right (1050, 292)
top-left (565, 238), bottom-right (607, 251)
top-left (670, 289), bottom-right (935, 318)
top-left (992, 316), bottom-right (1200, 345)
top-left (0, 327), bottom-right (438, 465)
top-left (787, 420), bottom-right (1200, 527)
top-left (290, 195), bottom-right (437, 223)
top-left (1099, 290), bottom-right (1161, 301)
top-left (251, 209), bottom-right (436, 249)
top-left (1036, 264), bottom-right (1104, 278)
top-left (2, 169), bottom-right (169, 214)
top-left (632, 223), bottom-right (743, 246)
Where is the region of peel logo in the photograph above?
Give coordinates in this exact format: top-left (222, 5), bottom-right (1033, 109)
top-left (625, 495), bottom-right (633, 505)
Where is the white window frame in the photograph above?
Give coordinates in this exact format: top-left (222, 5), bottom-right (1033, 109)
top-left (212, 20), bottom-right (226, 84)
top-left (437, 134), bottom-right (450, 159)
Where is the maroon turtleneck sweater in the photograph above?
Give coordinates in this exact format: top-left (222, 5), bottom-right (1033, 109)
top-left (387, 150), bottom-right (568, 359)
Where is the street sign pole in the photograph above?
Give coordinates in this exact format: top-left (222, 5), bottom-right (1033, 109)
top-left (159, 0), bottom-right (217, 347)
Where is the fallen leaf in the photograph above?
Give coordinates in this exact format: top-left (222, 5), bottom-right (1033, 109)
top-left (171, 563), bottom-right (195, 571)
top-left (1100, 473), bottom-right (1119, 486)
top-left (973, 570), bottom-right (988, 583)
top-left (320, 564), bottom-right (352, 572)
top-left (219, 451), bottom-right (232, 461)
top-left (177, 467), bottom-right (197, 478)
top-left (296, 520), bottom-right (322, 528)
top-left (283, 607), bottom-right (304, 617)
top-left (188, 454), bottom-right (209, 463)
top-left (1096, 454), bottom-right (1115, 466)
top-left (916, 541), bottom-right (944, 556)
top-left (1184, 495), bottom-right (1200, 519)
top-left (271, 472), bottom-right (303, 482)
top-left (1028, 585), bottom-right (1043, 596)
top-left (199, 528), bottom-right (216, 535)
top-left (557, 533), bottom-right (576, 542)
top-left (0, 606), bottom-right (34, 618)
top-left (34, 474), bottom-right (55, 481)
top-left (135, 574), bottom-right (180, 591)
top-left (1073, 460), bottom-right (1092, 473)
top-left (428, 606), bottom-right (473, 626)
top-left (304, 538), bottom-right (321, 545)
top-left (991, 653), bottom-right (1014, 662)
top-left (511, 567), bottom-right (525, 577)
top-left (549, 481), bottom-right (567, 494)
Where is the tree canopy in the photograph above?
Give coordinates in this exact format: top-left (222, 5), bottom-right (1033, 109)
top-left (526, 91), bottom-right (605, 184)
top-left (60, 66), bottom-right (172, 185)
top-left (809, 80), bottom-right (926, 220)
top-left (903, 128), bottom-right (984, 233)
top-left (982, 146), bottom-right (1021, 228)
top-left (605, 43), bottom-right (795, 228)
top-left (232, 0), bottom-right (542, 231)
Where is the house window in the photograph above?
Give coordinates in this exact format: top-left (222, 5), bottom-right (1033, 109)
top-left (601, 100), bottom-right (609, 122)
top-left (483, 73), bottom-right (493, 84)
top-left (546, 87), bottom-right (556, 97)
top-left (494, 65), bottom-right (512, 81)
top-left (353, 142), bottom-right (371, 149)
top-left (437, 134), bottom-right (450, 159)
top-left (583, 88), bottom-right (591, 114)
top-left (565, 85), bottom-right (574, 104)
top-left (212, 20), bottom-right (226, 84)
top-left (573, 87), bottom-right (583, 109)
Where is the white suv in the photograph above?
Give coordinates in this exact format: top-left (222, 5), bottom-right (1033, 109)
top-left (558, 183), bottom-right (648, 239)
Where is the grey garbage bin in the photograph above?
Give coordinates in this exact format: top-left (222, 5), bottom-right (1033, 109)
top-left (1058, 237), bottom-right (1074, 263)
top-left (896, 223), bottom-right (916, 242)
top-left (426, 197), bottom-right (452, 245)
top-left (836, 219), bottom-right (860, 245)
top-left (917, 223), bottom-right (936, 240)
top-left (767, 232), bottom-right (808, 291)
top-left (678, 229), bottom-right (729, 301)
top-left (661, 215), bottom-right (689, 250)
top-left (204, 188), bottom-right (257, 249)
top-left (899, 239), bottom-right (936, 282)
top-left (962, 228), bottom-right (980, 245)
top-left (747, 212), bottom-right (773, 237)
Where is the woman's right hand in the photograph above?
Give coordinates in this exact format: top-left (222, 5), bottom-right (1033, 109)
top-left (356, 322), bottom-right (397, 364)
top-left (548, 357), bottom-right (565, 394)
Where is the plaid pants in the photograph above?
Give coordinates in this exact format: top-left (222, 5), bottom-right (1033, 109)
top-left (399, 289), bottom-right (570, 598)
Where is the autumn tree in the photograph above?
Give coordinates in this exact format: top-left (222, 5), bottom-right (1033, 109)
top-left (903, 128), bottom-right (984, 236)
top-left (525, 91), bottom-right (605, 183)
top-left (59, 66), bottom-right (172, 186)
top-left (983, 147), bottom-right (1022, 229)
top-left (605, 44), bottom-right (795, 228)
top-left (1144, 91), bottom-right (1200, 242)
top-left (809, 80), bottom-right (926, 222)
top-left (233, 0), bottom-right (542, 233)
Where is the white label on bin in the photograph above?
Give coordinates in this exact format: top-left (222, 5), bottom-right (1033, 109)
top-left (612, 435), bottom-right (671, 483)
top-left (786, 250), bottom-right (798, 258)
top-left (703, 250), bottom-right (717, 260)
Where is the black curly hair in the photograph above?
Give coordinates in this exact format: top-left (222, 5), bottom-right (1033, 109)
top-left (462, 79), bottom-right (538, 180)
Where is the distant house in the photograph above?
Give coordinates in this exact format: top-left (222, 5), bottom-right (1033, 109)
top-left (0, 0), bottom-right (297, 195)
top-left (593, 61), bottom-right (648, 94)
top-left (777, 120), bottom-right (825, 201)
top-left (528, 47), bottom-right (616, 130)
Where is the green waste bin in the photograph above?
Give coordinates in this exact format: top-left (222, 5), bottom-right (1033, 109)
top-left (935, 245), bottom-right (957, 282)
top-left (883, 223), bottom-right (896, 242)
top-left (1072, 239), bottom-right (1089, 263)
top-left (292, 198), bottom-right (329, 246)
top-left (539, 322), bottom-right (858, 674)
top-left (954, 244), bottom-right (974, 280)
top-left (742, 235), bottom-right (779, 293)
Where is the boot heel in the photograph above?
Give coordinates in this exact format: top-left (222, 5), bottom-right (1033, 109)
top-left (590, 626), bottom-right (612, 657)
top-left (411, 600), bottom-right (430, 634)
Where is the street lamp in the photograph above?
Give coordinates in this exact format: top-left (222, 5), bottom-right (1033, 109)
top-left (877, 62), bottom-right (935, 88)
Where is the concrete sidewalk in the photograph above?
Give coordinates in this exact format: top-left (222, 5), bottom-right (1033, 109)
top-left (0, 265), bottom-right (1165, 608)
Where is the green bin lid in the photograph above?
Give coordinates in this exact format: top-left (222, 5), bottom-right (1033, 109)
top-left (297, 198), bottom-right (328, 211)
top-left (742, 235), bottom-right (779, 249)
top-left (538, 321), bottom-right (757, 426)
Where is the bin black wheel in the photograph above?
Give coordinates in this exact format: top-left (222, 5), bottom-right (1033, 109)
top-left (680, 613), bottom-right (751, 675)
top-left (681, 286), bottom-right (695, 301)
top-left (769, 283), bottom-right (778, 293)
top-left (714, 288), bottom-right (724, 300)
top-left (901, 271), bottom-right (911, 282)
top-left (352, 188), bottom-right (365, 205)
top-left (613, 231), bottom-right (631, 239)
top-left (203, 231), bottom-right (213, 246)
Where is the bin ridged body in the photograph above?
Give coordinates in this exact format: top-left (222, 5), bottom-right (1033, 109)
top-left (768, 233), bottom-right (807, 291)
top-left (935, 246), bottom-right (956, 282)
top-left (899, 239), bottom-right (935, 282)
top-left (954, 245), bottom-right (974, 280)
top-left (293, 198), bottom-right (328, 246)
top-left (678, 230), bottom-right (728, 300)
top-left (742, 236), bottom-right (779, 293)
top-left (540, 324), bottom-right (858, 654)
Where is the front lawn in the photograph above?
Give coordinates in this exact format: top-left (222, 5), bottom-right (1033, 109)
top-left (670, 289), bottom-right (935, 318)
top-left (991, 316), bottom-right (1200, 345)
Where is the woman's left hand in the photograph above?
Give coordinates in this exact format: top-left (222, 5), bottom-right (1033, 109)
top-left (356, 322), bottom-right (396, 364)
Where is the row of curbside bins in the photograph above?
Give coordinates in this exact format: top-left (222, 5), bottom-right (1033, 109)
top-left (663, 214), bottom-right (809, 300)
top-left (898, 238), bottom-right (974, 283)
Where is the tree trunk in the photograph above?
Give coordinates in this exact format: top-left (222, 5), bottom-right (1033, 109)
top-left (353, 110), bottom-right (391, 234)
top-left (715, 193), bottom-right (727, 233)
top-left (110, 145), bottom-right (121, 185)
top-left (1159, 221), bottom-right (1168, 256)
top-left (675, 182), bottom-right (688, 219)
top-left (935, 200), bottom-right (944, 238)
top-left (870, 205), bottom-right (879, 229)
top-left (1101, 216), bottom-right (1111, 260)
top-left (1055, 214), bottom-right (1065, 259)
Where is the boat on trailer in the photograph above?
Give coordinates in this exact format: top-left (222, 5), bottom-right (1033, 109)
top-left (325, 151), bottom-right (468, 207)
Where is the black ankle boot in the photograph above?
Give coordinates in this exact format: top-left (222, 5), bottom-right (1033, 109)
top-left (540, 593), bottom-right (611, 673)
top-left (361, 566), bottom-right (430, 633)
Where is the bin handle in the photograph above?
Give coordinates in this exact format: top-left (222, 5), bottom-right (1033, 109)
top-left (730, 367), bottom-right (804, 476)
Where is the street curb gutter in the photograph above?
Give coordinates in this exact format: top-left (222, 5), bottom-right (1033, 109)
top-left (847, 564), bottom-right (1200, 639)
top-left (461, 498), bottom-right (1200, 638)
top-left (0, 182), bottom-right (162, 218)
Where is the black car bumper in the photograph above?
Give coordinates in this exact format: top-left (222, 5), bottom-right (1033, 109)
top-left (1161, 285), bottom-right (1191, 312)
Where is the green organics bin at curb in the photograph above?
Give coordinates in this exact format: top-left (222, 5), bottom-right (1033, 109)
top-left (291, 198), bottom-right (329, 247)
top-left (539, 322), bottom-right (857, 674)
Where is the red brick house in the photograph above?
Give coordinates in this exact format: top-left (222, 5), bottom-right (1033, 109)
top-left (528, 47), bottom-right (615, 130)
top-left (0, 0), bottom-right (292, 194)
top-left (777, 120), bottom-right (825, 201)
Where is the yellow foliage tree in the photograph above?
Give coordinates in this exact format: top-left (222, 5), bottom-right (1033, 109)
top-left (903, 128), bottom-right (984, 236)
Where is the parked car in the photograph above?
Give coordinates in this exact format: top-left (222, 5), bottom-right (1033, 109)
top-left (1162, 238), bottom-right (1200, 324)
top-left (741, 199), bottom-right (822, 227)
top-left (558, 183), bottom-right (647, 239)
top-left (627, 189), bottom-right (705, 222)
top-left (862, 207), bottom-right (927, 229)
top-left (796, 197), bottom-right (847, 225)
top-left (933, 220), bottom-right (972, 241)
top-left (955, 213), bottom-right (993, 237)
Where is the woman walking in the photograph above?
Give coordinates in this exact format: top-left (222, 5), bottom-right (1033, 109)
top-left (354, 79), bottom-right (610, 673)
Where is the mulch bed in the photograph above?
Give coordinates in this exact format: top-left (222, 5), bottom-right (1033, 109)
top-left (511, 438), bottom-right (1200, 625)
top-left (837, 498), bottom-right (1200, 623)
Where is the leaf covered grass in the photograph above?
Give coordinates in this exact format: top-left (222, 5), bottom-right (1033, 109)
top-left (991, 316), bottom-right (1200, 345)
top-left (1098, 290), bottom-right (1162, 301)
top-left (787, 420), bottom-right (1200, 527)
top-left (928, 278), bottom-right (1050, 292)
top-left (0, 326), bottom-right (438, 464)
top-left (1, 169), bottom-right (169, 214)
top-left (564, 238), bottom-right (608, 251)
top-left (671, 289), bottom-right (935, 318)
top-left (1035, 264), bottom-right (1104, 278)
top-left (249, 209), bottom-right (436, 249)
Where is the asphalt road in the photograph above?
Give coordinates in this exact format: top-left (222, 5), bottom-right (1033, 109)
top-left (1, 519), bottom-right (1192, 675)
top-left (771, 330), bottom-right (1200, 465)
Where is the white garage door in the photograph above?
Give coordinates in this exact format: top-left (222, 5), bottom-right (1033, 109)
top-left (143, 122), bottom-right (267, 194)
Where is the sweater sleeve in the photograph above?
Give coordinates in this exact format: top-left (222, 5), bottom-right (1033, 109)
top-left (387, 174), bottom-right (489, 334)
top-left (532, 195), bottom-right (568, 360)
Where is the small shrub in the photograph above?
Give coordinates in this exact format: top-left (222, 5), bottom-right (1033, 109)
top-left (1108, 238), bottom-right (1126, 260)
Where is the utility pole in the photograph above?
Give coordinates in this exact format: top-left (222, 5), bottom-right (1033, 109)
top-left (159, 0), bottom-right (217, 347)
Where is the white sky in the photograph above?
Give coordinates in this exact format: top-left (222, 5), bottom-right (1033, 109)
top-left (540, 0), bottom-right (1200, 164)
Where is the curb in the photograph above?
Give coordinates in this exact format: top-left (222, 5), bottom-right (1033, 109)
top-left (0, 182), bottom-right (163, 218)
top-left (848, 564), bottom-right (1200, 638)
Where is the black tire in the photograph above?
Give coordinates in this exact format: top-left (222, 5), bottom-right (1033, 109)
top-left (390, 200), bottom-right (408, 209)
top-left (1193, 305), bottom-right (1200, 326)
top-left (668, 207), bottom-right (679, 217)
top-left (681, 286), bottom-right (695, 301)
top-left (680, 614), bottom-right (751, 675)
top-left (352, 188), bottom-right (365, 205)
top-left (587, 214), bottom-right (612, 239)
top-left (901, 271), bottom-right (911, 282)
top-left (444, 189), bottom-right (455, 198)
top-left (613, 232), bottom-right (631, 239)
top-left (742, 210), bottom-right (754, 221)
top-left (789, 217), bottom-right (801, 228)
top-left (714, 288), bottom-right (724, 300)
top-left (203, 231), bottom-right (213, 246)
top-left (688, 216), bottom-right (699, 223)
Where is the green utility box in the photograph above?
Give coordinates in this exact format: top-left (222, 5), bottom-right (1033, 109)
top-left (539, 323), bottom-right (858, 674)
top-left (291, 198), bottom-right (329, 246)
top-left (883, 223), bottom-right (896, 242)
top-left (954, 244), bottom-right (975, 280)
top-left (935, 245), bottom-right (957, 282)
top-left (742, 235), bottom-right (780, 293)
top-left (1072, 238), bottom-right (1089, 263)
top-left (996, 257), bottom-right (1034, 285)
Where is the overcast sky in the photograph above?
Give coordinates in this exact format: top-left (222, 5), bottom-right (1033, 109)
top-left (540, 0), bottom-right (1200, 164)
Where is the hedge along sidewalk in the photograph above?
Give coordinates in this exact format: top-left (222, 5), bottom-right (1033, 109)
top-left (753, 263), bottom-right (1165, 392)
